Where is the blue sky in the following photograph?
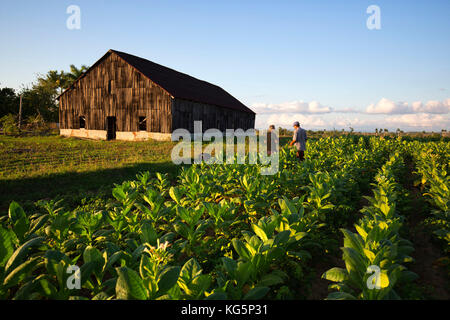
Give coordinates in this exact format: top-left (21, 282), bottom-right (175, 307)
top-left (1, 0), bottom-right (449, 131)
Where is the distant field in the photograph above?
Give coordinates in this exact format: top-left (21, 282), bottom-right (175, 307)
top-left (0, 134), bottom-right (178, 209)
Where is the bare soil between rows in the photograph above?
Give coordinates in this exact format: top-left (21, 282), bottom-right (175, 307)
top-left (404, 166), bottom-right (449, 300)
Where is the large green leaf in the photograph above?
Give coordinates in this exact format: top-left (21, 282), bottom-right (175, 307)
top-left (5, 237), bottom-right (44, 275)
top-left (243, 286), bottom-right (270, 300)
top-left (180, 258), bottom-right (202, 281)
top-left (92, 292), bottom-right (111, 300)
top-left (341, 247), bottom-right (366, 276)
top-left (177, 258), bottom-right (206, 296)
top-left (8, 201), bottom-right (27, 225)
top-left (274, 230), bottom-right (291, 246)
top-left (115, 267), bottom-right (148, 300)
top-left (363, 249), bottom-right (376, 263)
top-left (221, 257), bottom-right (237, 275)
top-left (157, 266), bottom-right (181, 294)
top-left (112, 187), bottom-right (126, 202)
top-left (140, 222), bottom-right (157, 245)
top-left (258, 273), bottom-right (284, 287)
top-left (106, 251), bottom-right (127, 270)
top-left (83, 246), bottom-right (105, 277)
top-left (8, 201), bottom-right (29, 241)
top-left (44, 250), bottom-right (70, 277)
top-left (251, 224), bottom-right (268, 242)
top-left (83, 246), bottom-right (103, 263)
top-left (0, 226), bottom-right (14, 268)
top-left (322, 267), bottom-right (348, 282)
top-left (232, 239), bottom-right (251, 261)
top-left (354, 224), bottom-right (368, 241)
top-left (3, 257), bottom-right (40, 288)
top-left (278, 197), bottom-right (297, 215)
top-left (13, 277), bottom-right (40, 300)
top-left (169, 187), bottom-right (182, 204)
top-left (27, 214), bottom-right (49, 236)
top-left (205, 291), bottom-right (227, 300)
top-left (341, 229), bottom-right (364, 253)
top-left (38, 277), bottom-right (58, 298)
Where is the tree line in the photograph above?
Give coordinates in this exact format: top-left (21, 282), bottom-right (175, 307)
top-left (0, 64), bottom-right (88, 133)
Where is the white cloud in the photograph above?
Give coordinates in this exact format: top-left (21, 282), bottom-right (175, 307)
top-left (384, 113), bottom-right (450, 128)
top-left (366, 98), bottom-right (450, 114)
top-left (252, 100), bottom-right (332, 114)
top-left (334, 107), bottom-right (362, 113)
top-left (255, 112), bottom-right (449, 132)
top-left (252, 98), bottom-right (450, 115)
top-left (411, 99), bottom-right (450, 114)
top-left (257, 113), bottom-right (328, 129)
top-left (366, 98), bottom-right (410, 114)
top-left (252, 97), bottom-right (450, 132)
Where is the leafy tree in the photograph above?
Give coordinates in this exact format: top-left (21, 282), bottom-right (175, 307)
top-left (65, 64), bottom-right (89, 86)
top-left (20, 85), bottom-right (58, 122)
top-left (0, 64), bottom-right (88, 127)
top-left (36, 70), bottom-right (67, 96)
top-left (36, 65), bottom-right (89, 95)
top-left (0, 87), bottom-right (19, 117)
top-left (28, 64), bottom-right (89, 121)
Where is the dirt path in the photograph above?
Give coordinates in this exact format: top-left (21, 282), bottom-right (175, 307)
top-left (306, 192), bottom-right (371, 300)
top-left (306, 253), bottom-right (344, 300)
top-left (403, 162), bottom-right (449, 299)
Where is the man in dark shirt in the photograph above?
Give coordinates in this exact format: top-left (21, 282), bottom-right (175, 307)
top-left (289, 121), bottom-right (307, 161)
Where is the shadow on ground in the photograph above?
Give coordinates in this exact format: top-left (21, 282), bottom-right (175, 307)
top-left (0, 161), bottom-right (180, 212)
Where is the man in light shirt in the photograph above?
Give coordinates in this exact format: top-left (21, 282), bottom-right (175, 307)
top-left (289, 121), bottom-right (307, 161)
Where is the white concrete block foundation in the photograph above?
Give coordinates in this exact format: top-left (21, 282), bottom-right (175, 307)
top-left (60, 129), bottom-right (172, 141)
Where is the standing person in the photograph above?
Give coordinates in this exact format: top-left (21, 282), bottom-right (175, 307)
top-left (289, 121), bottom-right (307, 161)
top-left (267, 125), bottom-right (278, 155)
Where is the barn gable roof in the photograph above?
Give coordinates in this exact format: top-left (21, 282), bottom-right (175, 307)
top-left (58, 49), bottom-right (255, 115)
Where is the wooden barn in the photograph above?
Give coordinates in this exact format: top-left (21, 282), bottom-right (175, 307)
top-left (58, 49), bottom-right (255, 141)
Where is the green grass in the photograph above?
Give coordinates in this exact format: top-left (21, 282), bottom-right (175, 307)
top-left (0, 134), bottom-right (293, 211)
top-left (0, 134), bottom-right (179, 210)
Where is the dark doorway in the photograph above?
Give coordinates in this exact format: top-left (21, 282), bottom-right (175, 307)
top-left (138, 116), bottom-right (147, 131)
top-left (79, 116), bottom-right (86, 129)
top-left (106, 116), bottom-right (116, 140)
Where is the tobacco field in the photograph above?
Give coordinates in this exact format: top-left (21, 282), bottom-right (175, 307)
top-left (0, 136), bottom-right (448, 300)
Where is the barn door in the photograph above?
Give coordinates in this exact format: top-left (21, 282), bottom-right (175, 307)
top-left (106, 116), bottom-right (116, 140)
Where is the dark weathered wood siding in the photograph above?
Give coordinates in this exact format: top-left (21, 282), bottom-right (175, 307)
top-left (59, 51), bottom-right (255, 135)
top-left (59, 52), bottom-right (173, 133)
top-left (172, 98), bottom-right (255, 132)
